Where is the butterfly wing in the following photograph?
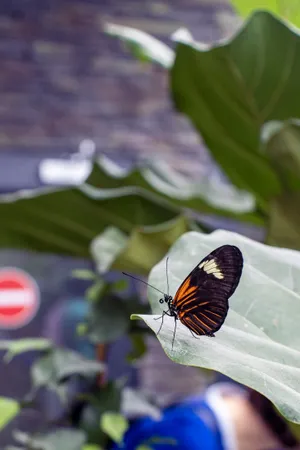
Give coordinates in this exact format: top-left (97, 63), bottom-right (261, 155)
top-left (173, 245), bottom-right (243, 336)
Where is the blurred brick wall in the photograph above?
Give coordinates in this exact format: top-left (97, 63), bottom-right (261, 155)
top-left (0, 0), bottom-right (234, 175)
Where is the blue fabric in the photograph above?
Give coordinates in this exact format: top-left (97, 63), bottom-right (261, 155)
top-left (112, 397), bottom-right (224, 450)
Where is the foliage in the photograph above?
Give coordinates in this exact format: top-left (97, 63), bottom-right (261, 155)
top-left (2, 5), bottom-right (300, 449)
top-left (230, 0), bottom-right (300, 28)
top-left (106, 10), bottom-right (300, 253)
top-left (0, 156), bottom-right (260, 275)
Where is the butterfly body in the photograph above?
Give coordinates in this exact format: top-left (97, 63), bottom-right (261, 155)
top-left (157, 245), bottom-right (243, 346)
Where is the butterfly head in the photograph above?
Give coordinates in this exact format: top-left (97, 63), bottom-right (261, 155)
top-left (159, 294), bottom-right (173, 305)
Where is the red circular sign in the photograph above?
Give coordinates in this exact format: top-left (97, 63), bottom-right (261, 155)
top-left (0, 268), bottom-right (40, 329)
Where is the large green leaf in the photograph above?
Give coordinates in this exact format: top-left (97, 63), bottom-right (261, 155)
top-left (230, 1), bottom-right (300, 29)
top-left (0, 183), bottom-right (190, 258)
top-left (88, 156), bottom-right (261, 225)
top-left (171, 10), bottom-right (300, 206)
top-left (133, 229), bottom-right (300, 423)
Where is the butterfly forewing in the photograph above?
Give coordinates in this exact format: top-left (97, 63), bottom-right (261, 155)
top-left (173, 245), bottom-right (243, 336)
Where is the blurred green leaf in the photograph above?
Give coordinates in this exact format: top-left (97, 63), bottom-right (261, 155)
top-left (80, 382), bottom-right (121, 446)
top-left (134, 229), bottom-right (300, 423)
top-left (230, 0), bottom-right (300, 28)
top-left (113, 279), bottom-right (129, 292)
top-left (127, 333), bottom-right (147, 362)
top-left (0, 397), bottom-right (19, 430)
top-left (13, 429), bottom-right (86, 450)
top-left (115, 216), bottom-right (191, 274)
top-left (31, 348), bottom-right (104, 400)
top-left (90, 226), bottom-right (128, 274)
top-left (267, 192), bottom-right (300, 249)
top-left (261, 120), bottom-right (300, 249)
top-left (72, 269), bottom-right (96, 280)
top-left (88, 156), bottom-right (260, 225)
top-left (100, 412), bottom-right (128, 444)
top-left (103, 23), bottom-right (174, 68)
top-left (86, 279), bottom-right (106, 302)
top-left (171, 11), bottom-right (300, 207)
top-left (262, 119), bottom-right (300, 192)
top-left (87, 294), bottom-right (130, 344)
top-left (0, 338), bottom-right (52, 363)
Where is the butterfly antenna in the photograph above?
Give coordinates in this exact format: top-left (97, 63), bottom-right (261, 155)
top-left (122, 272), bottom-right (166, 296)
top-left (166, 257), bottom-right (170, 296)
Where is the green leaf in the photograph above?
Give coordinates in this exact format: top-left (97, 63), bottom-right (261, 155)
top-left (127, 333), bottom-right (147, 362)
top-left (79, 382), bottom-right (121, 446)
top-left (0, 338), bottom-right (52, 363)
top-left (262, 119), bottom-right (300, 192)
top-left (261, 120), bottom-right (300, 249)
top-left (0, 183), bottom-right (181, 257)
top-left (267, 192), bottom-right (300, 249)
top-left (230, 0), bottom-right (300, 29)
top-left (87, 294), bottom-right (130, 344)
top-left (31, 348), bottom-right (104, 400)
top-left (86, 280), bottom-right (106, 302)
top-left (90, 226), bottom-right (128, 274)
top-left (171, 11), bottom-right (300, 206)
top-left (133, 229), bottom-right (300, 423)
top-left (13, 429), bottom-right (86, 450)
top-left (0, 397), bottom-right (19, 430)
top-left (88, 156), bottom-right (261, 225)
top-left (72, 269), bottom-right (96, 280)
top-left (103, 23), bottom-right (174, 68)
top-left (109, 216), bottom-right (192, 275)
top-left (100, 412), bottom-right (128, 444)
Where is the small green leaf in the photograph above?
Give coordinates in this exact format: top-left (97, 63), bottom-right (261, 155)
top-left (113, 279), bottom-right (128, 292)
top-left (0, 338), bottom-right (52, 363)
top-left (86, 280), bottom-right (105, 302)
top-left (0, 397), bottom-right (19, 430)
top-left (100, 412), bottom-right (129, 444)
top-left (127, 333), bottom-right (147, 362)
top-left (72, 269), bottom-right (96, 280)
top-left (77, 323), bottom-right (88, 336)
top-left (103, 23), bottom-right (174, 68)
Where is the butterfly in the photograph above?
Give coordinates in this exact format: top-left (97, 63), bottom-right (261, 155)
top-left (123, 245), bottom-right (243, 349)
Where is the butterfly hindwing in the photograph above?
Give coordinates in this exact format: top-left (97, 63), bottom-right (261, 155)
top-left (173, 245), bottom-right (243, 335)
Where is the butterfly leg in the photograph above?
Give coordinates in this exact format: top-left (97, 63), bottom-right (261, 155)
top-left (156, 310), bottom-right (173, 336)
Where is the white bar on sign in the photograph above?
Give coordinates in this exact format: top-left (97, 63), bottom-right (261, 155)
top-left (0, 289), bottom-right (33, 306)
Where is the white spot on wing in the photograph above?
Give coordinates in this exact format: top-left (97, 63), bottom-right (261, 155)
top-left (198, 258), bottom-right (224, 279)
